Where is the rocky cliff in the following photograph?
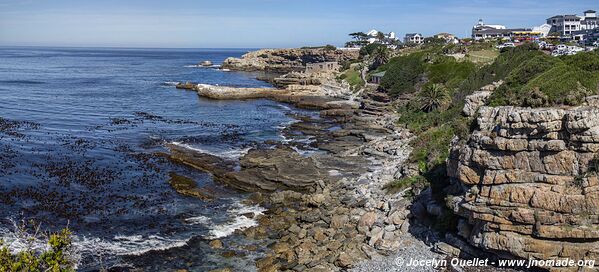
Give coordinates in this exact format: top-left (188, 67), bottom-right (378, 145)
top-left (221, 48), bottom-right (359, 73)
top-left (447, 102), bottom-right (599, 270)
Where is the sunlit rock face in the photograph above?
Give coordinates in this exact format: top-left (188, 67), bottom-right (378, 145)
top-left (448, 105), bottom-right (599, 270)
top-left (221, 48), bottom-right (359, 73)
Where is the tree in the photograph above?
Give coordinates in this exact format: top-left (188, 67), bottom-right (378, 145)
top-left (376, 31), bottom-right (386, 41)
top-left (349, 32), bottom-right (368, 41)
top-left (372, 45), bottom-right (391, 69)
top-left (418, 84), bottom-right (450, 112)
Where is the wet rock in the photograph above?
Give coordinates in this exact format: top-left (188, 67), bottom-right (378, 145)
top-left (167, 172), bottom-right (214, 201)
top-left (209, 268), bottom-right (233, 272)
top-left (220, 250), bottom-right (238, 258)
top-left (209, 239), bottom-right (223, 249)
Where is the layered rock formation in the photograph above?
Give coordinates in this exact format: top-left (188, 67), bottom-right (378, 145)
top-left (221, 48), bottom-right (358, 73)
top-left (447, 105), bottom-right (599, 270)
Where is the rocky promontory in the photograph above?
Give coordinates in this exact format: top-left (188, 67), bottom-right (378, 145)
top-left (447, 104), bottom-right (599, 270)
top-left (221, 48), bottom-right (359, 73)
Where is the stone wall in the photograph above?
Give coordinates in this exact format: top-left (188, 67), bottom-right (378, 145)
top-left (447, 105), bottom-right (599, 270)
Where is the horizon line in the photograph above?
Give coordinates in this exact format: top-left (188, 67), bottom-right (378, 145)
top-left (0, 45), bottom-right (270, 50)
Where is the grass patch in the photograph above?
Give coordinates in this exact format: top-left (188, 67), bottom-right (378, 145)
top-left (465, 49), bottom-right (499, 64)
top-left (339, 65), bottom-right (364, 91)
top-left (384, 175), bottom-right (428, 195)
top-left (487, 47), bottom-right (599, 107)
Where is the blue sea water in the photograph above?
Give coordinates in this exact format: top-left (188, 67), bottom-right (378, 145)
top-left (0, 47), bottom-right (306, 270)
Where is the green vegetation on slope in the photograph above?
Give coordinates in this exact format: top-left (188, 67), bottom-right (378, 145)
top-left (484, 45), bottom-right (599, 107)
top-left (381, 43), bottom-right (599, 198)
top-left (338, 64), bottom-right (364, 91)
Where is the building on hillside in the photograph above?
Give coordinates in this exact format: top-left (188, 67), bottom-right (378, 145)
top-left (435, 33), bottom-right (459, 44)
top-left (571, 28), bottom-right (599, 43)
top-left (547, 10), bottom-right (598, 37)
top-left (472, 19), bottom-right (542, 40)
top-left (365, 29), bottom-right (398, 44)
top-left (369, 71), bottom-right (385, 84)
top-left (346, 29), bottom-right (399, 49)
top-left (305, 62), bottom-right (339, 73)
top-left (532, 24), bottom-right (552, 38)
top-left (547, 15), bottom-right (582, 35)
top-left (581, 10), bottom-right (598, 29)
top-left (404, 33), bottom-right (424, 44)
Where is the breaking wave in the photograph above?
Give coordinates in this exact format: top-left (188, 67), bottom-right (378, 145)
top-left (170, 141), bottom-right (250, 160)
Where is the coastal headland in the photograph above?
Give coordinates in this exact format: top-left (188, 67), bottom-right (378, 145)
top-left (166, 44), bottom-right (599, 272)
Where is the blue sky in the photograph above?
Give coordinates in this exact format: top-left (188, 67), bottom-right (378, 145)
top-left (0, 0), bottom-right (596, 48)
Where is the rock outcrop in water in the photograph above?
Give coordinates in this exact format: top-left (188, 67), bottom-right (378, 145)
top-left (447, 104), bottom-right (599, 269)
top-left (221, 48), bottom-right (359, 73)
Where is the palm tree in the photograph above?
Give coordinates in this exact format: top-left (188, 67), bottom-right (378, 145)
top-left (371, 45), bottom-right (390, 69)
top-left (418, 84), bottom-right (450, 112)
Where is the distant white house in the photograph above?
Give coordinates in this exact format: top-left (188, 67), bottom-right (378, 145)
top-left (366, 29), bottom-right (399, 47)
top-left (532, 24), bottom-right (552, 38)
top-left (435, 33), bottom-right (460, 44)
top-left (345, 29), bottom-right (400, 49)
top-left (404, 33), bottom-right (424, 44)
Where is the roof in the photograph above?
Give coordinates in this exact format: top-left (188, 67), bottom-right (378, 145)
top-left (473, 28), bottom-right (531, 35)
top-left (371, 71), bottom-right (386, 77)
top-left (405, 33), bottom-right (422, 37)
top-left (585, 10), bottom-right (596, 13)
top-left (547, 15), bottom-right (580, 20)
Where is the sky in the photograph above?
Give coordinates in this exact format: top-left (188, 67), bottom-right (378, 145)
top-left (0, 0), bottom-right (597, 48)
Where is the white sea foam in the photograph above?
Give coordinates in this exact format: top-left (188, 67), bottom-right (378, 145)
top-left (162, 81), bottom-right (180, 86)
top-left (170, 141), bottom-right (250, 160)
top-left (74, 234), bottom-right (190, 256)
top-left (0, 203), bottom-right (267, 264)
top-left (184, 64), bottom-right (221, 68)
top-left (0, 224), bottom-right (189, 259)
top-left (184, 215), bottom-right (211, 225)
top-left (208, 202), bottom-right (266, 239)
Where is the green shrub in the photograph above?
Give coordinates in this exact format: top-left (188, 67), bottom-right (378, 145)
top-left (359, 43), bottom-right (386, 58)
top-left (340, 66), bottom-right (364, 91)
top-left (487, 49), bottom-right (599, 107)
top-left (380, 53), bottom-right (426, 96)
top-left (418, 84), bottom-right (450, 112)
top-left (384, 175), bottom-right (428, 194)
top-left (0, 228), bottom-right (75, 272)
top-left (427, 57), bottom-right (476, 88)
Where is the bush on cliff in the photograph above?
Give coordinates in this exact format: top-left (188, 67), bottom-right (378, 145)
top-left (0, 228), bottom-right (75, 272)
top-left (487, 48), bottom-right (599, 107)
top-left (359, 43), bottom-right (387, 58)
top-left (379, 53), bottom-right (426, 96)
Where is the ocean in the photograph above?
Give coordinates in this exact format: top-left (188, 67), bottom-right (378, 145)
top-left (0, 47), bottom-right (309, 270)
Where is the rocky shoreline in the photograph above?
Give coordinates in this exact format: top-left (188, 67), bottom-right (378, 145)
top-left (163, 50), bottom-right (580, 271)
top-left (167, 65), bottom-right (443, 271)
top-left (221, 48), bottom-right (358, 73)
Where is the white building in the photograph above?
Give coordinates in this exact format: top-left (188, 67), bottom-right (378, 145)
top-left (532, 24), bottom-right (552, 38)
top-left (365, 29), bottom-right (399, 46)
top-left (547, 10), bottom-right (598, 36)
top-left (404, 33), bottom-right (424, 44)
top-left (471, 19), bottom-right (512, 40)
